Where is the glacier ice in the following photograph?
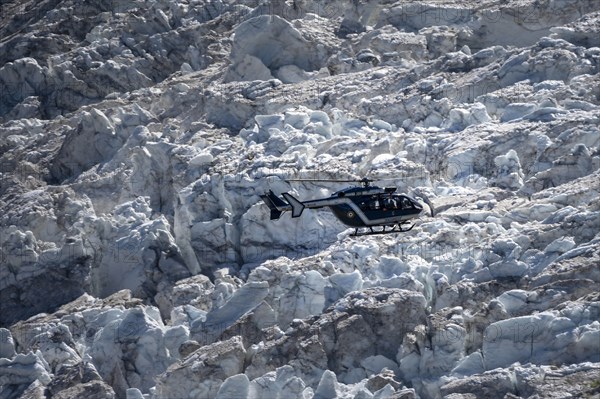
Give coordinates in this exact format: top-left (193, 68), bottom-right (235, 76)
top-left (1, 0), bottom-right (600, 398)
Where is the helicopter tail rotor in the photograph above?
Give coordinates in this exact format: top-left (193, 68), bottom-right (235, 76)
top-left (260, 190), bottom-right (287, 220)
top-left (260, 190), bottom-right (306, 219)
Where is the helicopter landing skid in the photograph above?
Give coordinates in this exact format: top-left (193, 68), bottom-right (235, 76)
top-left (351, 222), bottom-right (415, 237)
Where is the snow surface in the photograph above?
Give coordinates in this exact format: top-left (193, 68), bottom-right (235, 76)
top-left (1, 0), bottom-right (600, 398)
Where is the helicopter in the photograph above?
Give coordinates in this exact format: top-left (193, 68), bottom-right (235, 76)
top-left (260, 177), bottom-right (434, 236)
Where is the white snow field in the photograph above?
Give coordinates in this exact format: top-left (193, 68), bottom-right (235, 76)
top-left (1, 0), bottom-right (599, 398)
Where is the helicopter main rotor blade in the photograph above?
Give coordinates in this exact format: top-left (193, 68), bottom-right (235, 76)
top-left (285, 178), bottom-right (363, 183)
top-left (285, 177), bottom-right (375, 183)
top-left (285, 177), bottom-right (376, 187)
top-left (274, 176), bottom-right (407, 183)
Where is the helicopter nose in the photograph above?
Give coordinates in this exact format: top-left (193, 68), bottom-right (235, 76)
top-left (419, 202), bottom-right (434, 217)
top-left (413, 201), bottom-right (423, 211)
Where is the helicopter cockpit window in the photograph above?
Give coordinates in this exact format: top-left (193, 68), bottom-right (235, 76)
top-left (401, 198), bottom-right (412, 209)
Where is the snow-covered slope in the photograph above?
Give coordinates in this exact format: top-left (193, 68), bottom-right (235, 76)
top-left (1, 0), bottom-right (599, 398)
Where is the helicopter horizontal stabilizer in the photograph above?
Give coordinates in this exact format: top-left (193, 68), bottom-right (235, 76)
top-left (282, 192), bottom-right (305, 218)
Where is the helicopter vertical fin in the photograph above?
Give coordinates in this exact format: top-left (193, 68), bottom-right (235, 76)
top-left (282, 192), bottom-right (305, 218)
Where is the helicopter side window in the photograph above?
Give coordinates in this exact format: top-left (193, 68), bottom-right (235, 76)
top-left (369, 197), bottom-right (381, 210)
top-left (400, 197), bottom-right (412, 209)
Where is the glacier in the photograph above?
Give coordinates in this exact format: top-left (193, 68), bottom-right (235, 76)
top-left (1, 0), bottom-right (599, 398)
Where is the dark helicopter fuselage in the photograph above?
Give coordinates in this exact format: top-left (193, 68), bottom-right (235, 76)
top-left (326, 186), bottom-right (423, 227)
top-left (262, 185), bottom-right (424, 229)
